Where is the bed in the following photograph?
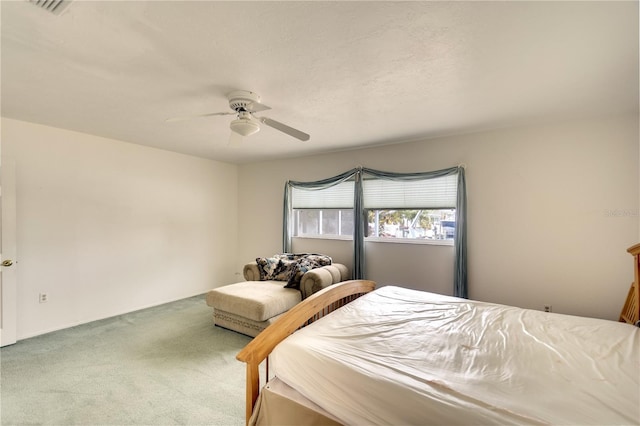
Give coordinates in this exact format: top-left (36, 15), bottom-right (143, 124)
top-left (237, 252), bottom-right (640, 425)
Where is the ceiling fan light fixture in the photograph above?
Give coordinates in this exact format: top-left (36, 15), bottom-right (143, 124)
top-left (230, 118), bottom-right (260, 137)
top-left (168, 90), bottom-right (309, 141)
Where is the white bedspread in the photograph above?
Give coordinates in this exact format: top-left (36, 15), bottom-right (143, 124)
top-left (270, 286), bottom-right (640, 425)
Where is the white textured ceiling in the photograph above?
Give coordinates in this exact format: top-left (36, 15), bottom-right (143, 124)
top-left (1, 1), bottom-right (638, 164)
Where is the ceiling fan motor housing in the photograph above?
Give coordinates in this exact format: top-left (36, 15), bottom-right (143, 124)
top-left (228, 90), bottom-right (261, 112)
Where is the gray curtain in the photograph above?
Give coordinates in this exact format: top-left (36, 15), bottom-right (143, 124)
top-left (283, 166), bottom-right (467, 298)
top-left (353, 170), bottom-right (365, 280)
top-left (454, 167), bottom-right (467, 298)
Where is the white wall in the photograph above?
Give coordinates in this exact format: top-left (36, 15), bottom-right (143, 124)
top-left (291, 238), bottom-right (454, 296)
top-left (2, 118), bottom-right (238, 339)
top-left (238, 114), bottom-right (638, 320)
top-left (3, 113), bottom-right (635, 338)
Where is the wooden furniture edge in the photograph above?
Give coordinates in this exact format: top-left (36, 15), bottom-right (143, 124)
top-left (627, 243), bottom-right (640, 256)
top-left (620, 244), bottom-right (640, 325)
top-left (236, 279), bottom-right (376, 424)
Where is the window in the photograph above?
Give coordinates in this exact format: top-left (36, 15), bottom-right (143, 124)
top-left (291, 181), bottom-right (354, 238)
top-left (291, 173), bottom-right (458, 242)
top-left (363, 173), bottom-right (457, 241)
top-left (367, 209), bottom-right (456, 240)
top-left (294, 209), bottom-right (354, 237)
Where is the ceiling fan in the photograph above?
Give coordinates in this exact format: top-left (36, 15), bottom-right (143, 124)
top-left (167, 90), bottom-right (310, 142)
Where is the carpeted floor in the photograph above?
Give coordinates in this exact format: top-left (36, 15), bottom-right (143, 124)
top-left (0, 294), bottom-right (253, 426)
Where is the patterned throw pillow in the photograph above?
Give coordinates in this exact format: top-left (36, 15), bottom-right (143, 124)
top-left (284, 254), bottom-right (332, 290)
top-left (257, 253), bottom-right (332, 287)
top-left (255, 253), bottom-right (306, 280)
top-left (271, 258), bottom-right (299, 281)
top-left (255, 256), bottom-right (282, 280)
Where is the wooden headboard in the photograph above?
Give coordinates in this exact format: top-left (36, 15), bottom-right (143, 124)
top-left (620, 243), bottom-right (640, 326)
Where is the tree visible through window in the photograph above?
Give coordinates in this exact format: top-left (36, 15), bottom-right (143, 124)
top-left (367, 209), bottom-right (456, 240)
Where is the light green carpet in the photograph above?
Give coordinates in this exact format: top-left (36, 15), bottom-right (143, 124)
top-left (1, 294), bottom-right (253, 426)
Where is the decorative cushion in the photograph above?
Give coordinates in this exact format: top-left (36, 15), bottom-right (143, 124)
top-left (256, 253), bottom-right (332, 285)
top-left (256, 253), bottom-right (301, 280)
top-left (285, 254), bottom-right (333, 290)
top-left (323, 264), bottom-right (343, 283)
top-left (255, 256), bottom-right (283, 280)
top-left (299, 263), bottom-right (349, 299)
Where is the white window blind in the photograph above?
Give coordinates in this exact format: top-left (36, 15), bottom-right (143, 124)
top-left (363, 174), bottom-right (457, 209)
top-left (291, 181), bottom-right (354, 209)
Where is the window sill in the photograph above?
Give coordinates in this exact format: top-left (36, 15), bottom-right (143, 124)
top-left (365, 237), bottom-right (454, 246)
top-left (294, 235), bottom-right (352, 241)
top-left (293, 235), bottom-right (454, 246)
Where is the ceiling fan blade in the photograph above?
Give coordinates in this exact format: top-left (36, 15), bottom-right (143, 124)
top-left (245, 102), bottom-right (271, 113)
top-left (165, 111), bottom-right (234, 123)
top-left (258, 117), bottom-right (310, 141)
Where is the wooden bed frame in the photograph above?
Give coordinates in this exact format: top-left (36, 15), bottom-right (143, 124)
top-left (236, 279), bottom-right (376, 424)
top-left (620, 243), bottom-right (640, 325)
top-left (236, 247), bottom-right (640, 425)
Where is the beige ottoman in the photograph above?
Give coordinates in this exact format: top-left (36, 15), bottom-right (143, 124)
top-left (206, 281), bottom-right (302, 337)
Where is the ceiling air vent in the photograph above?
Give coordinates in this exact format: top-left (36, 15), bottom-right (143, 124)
top-left (29, 0), bottom-right (72, 16)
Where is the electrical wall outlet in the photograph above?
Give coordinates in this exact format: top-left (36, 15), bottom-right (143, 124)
top-left (39, 293), bottom-right (48, 303)
top-left (544, 304), bottom-right (552, 313)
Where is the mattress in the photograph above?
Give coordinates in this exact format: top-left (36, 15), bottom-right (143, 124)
top-left (270, 286), bottom-right (640, 425)
top-left (249, 377), bottom-right (341, 426)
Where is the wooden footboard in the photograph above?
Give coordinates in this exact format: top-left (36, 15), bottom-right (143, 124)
top-left (621, 243), bottom-right (640, 325)
top-left (236, 279), bottom-right (376, 424)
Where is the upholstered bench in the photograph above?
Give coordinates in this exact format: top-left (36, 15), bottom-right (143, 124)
top-left (206, 258), bottom-right (349, 337)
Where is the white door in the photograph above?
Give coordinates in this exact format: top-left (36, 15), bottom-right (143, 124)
top-left (1, 158), bottom-right (17, 347)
